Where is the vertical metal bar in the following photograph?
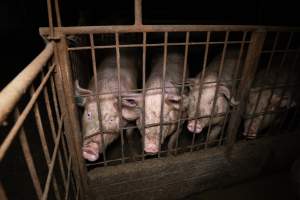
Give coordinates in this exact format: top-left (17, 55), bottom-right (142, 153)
top-left (50, 76), bottom-right (61, 126)
top-left (54, 0), bottom-right (62, 27)
top-left (205, 31), bottom-right (229, 148)
top-left (0, 183), bottom-right (8, 200)
top-left (64, 156), bottom-right (72, 200)
top-left (218, 32), bottom-right (247, 146)
top-left (42, 74), bottom-right (67, 188)
top-left (174, 31), bottom-right (189, 154)
top-left (55, 33), bottom-right (88, 198)
top-left (141, 32), bottom-right (147, 160)
top-left (244, 32), bottom-right (279, 138)
top-left (134, 0), bottom-right (142, 26)
top-left (190, 31), bottom-right (210, 152)
top-left (15, 109), bottom-right (43, 200)
top-left (46, 0), bottom-right (54, 37)
top-left (158, 32), bottom-right (168, 157)
top-left (89, 33), bottom-right (107, 165)
top-left (30, 85), bottom-right (62, 200)
top-left (115, 32), bottom-right (126, 163)
top-left (226, 30), bottom-right (266, 156)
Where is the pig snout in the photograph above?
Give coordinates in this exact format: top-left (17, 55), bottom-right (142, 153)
top-left (82, 141), bottom-right (100, 162)
top-left (144, 128), bottom-right (160, 154)
top-left (187, 120), bottom-right (203, 133)
top-left (243, 124), bottom-right (258, 139)
top-left (144, 144), bottom-right (159, 154)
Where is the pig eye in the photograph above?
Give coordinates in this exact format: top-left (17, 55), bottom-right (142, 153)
top-left (87, 112), bottom-right (92, 120)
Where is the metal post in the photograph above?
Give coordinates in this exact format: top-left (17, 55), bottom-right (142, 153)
top-left (134, 0), bottom-right (143, 26)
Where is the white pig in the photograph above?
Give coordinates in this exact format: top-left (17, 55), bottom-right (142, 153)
top-left (75, 50), bottom-right (137, 161)
top-left (186, 49), bottom-right (240, 141)
top-left (121, 51), bottom-right (188, 153)
top-left (243, 67), bottom-right (296, 139)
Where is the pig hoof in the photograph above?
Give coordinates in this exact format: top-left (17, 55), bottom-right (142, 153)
top-left (82, 146), bottom-right (99, 161)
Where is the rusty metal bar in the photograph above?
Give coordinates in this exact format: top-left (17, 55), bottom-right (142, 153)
top-left (219, 32), bottom-right (247, 146)
top-left (0, 42), bottom-right (54, 124)
top-left (134, 0), bottom-right (142, 26)
top-left (174, 31), bottom-right (189, 154)
top-left (0, 64), bottom-right (55, 161)
top-left (64, 156), bottom-right (72, 200)
top-left (41, 114), bottom-right (63, 200)
top-left (190, 31), bottom-right (210, 152)
top-left (245, 32), bottom-right (279, 138)
top-left (225, 30), bottom-right (266, 155)
top-left (55, 33), bottom-right (88, 197)
top-left (141, 32), bottom-right (146, 160)
top-left (46, 0), bottom-right (54, 37)
top-left (0, 183), bottom-right (7, 200)
top-left (42, 75), bottom-right (67, 189)
top-left (158, 32), bottom-right (168, 157)
top-left (39, 25), bottom-right (300, 36)
top-left (89, 33), bottom-right (107, 165)
top-left (15, 109), bottom-right (43, 199)
top-left (115, 32), bottom-right (126, 163)
top-left (205, 31), bottom-right (229, 148)
top-left (30, 85), bottom-right (62, 200)
top-left (54, 0), bottom-right (62, 27)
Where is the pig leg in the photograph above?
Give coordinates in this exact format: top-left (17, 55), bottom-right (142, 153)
top-left (167, 128), bottom-right (181, 155)
top-left (126, 128), bottom-right (139, 160)
top-left (207, 125), bottom-right (222, 143)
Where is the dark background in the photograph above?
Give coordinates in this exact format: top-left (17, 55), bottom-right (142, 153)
top-left (1, 0), bottom-right (300, 89)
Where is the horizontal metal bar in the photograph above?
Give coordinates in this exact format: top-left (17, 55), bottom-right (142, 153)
top-left (42, 114), bottom-right (64, 200)
top-left (0, 42), bottom-right (54, 124)
top-left (39, 25), bottom-right (300, 36)
top-left (0, 64), bottom-right (55, 161)
top-left (68, 41), bottom-right (251, 51)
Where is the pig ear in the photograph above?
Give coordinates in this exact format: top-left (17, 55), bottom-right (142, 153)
top-left (121, 94), bottom-right (141, 120)
top-left (165, 94), bottom-right (183, 110)
top-left (74, 80), bottom-right (92, 107)
top-left (219, 85), bottom-right (239, 106)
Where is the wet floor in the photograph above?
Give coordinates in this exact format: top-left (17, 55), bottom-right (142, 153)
top-left (183, 172), bottom-right (298, 200)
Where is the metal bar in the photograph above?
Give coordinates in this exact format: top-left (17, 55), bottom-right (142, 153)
top-left (30, 85), bottom-right (62, 200)
top-left (245, 32), bottom-right (279, 137)
top-left (141, 32), bottom-right (146, 160)
top-left (50, 76), bottom-right (61, 127)
top-left (134, 0), bottom-right (142, 26)
top-left (0, 64), bottom-right (55, 161)
top-left (190, 31), bottom-right (210, 152)
top-left (64, 156), bottom-right (72, 200)
top-left (89, 33), bottom-right (107, 165)
top-left (0, 183), bottom-right (8, 200)
top-left (218, 32), bottom-right (247, 146)
top-left (115, 32), bottom-right (126, 163)
top-left (42, 114), bottom-right (63, 200)
top-left (15, 109), bottom-right (43, 199)
top-left (158, 32), bottom-right (168, 157)
top-left (174, 31), bottom-right (189, 154)
top-left (39, 25), bottom-right (300, 36)
top-left (54, 0), bottom-right (62, 27)
top-left (205, 31), bottom-right (229, 148)
top-left (225, 30), bottom-right (266, 155)
top-left (68, 41), bottom-right (251, 51)
top-left (42, 74), bottom-right (67, 189)
top-left (46, 0), bottom-right (54, 37)
top-left (0, 42), bottom-right (54, 124)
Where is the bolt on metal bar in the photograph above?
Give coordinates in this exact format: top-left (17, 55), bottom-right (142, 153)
top-left (218, 32), bottom-right (247, 146)
top-left (0, 64), bottom-right (55, 161)
top-left (42, 73), bottom-right (67, 189)
top-left (0, 42), bottom-right (54, 124)
top-left (190, 31), bottom-right (210, 152)
top-left (158, 32), bottom-right (168, 157)
top-left (141, 32), bottom-right (147, 160)
top-left (30, 85), bottom-right (62, 200)
top-left (64, 156), bottom-right (72, 200)
top-left (205, 31), bottom-right (229, 148)
top-left (15, 109), bottom-right (43, 199)
top-left (0, 183), bottom-right (8, 200)
top-left (173, 31), bottom-right (189, 154)
top-left (246, 32), bottom-right (280, 138)
top-left (41, 114), bottom-right (64, 200)
top-left (89, 33), bottom-right (107, 165)
top-left (115, 32), bottom-right (126, 163)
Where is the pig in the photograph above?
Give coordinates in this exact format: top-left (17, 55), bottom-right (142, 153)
top-left (75, 50), bottom-right (137, 161)
top-left (121, 51), bottom-right (188, 154)
top-left (243, 67), bottom-right (296, 139)
top-left (186, 49), bottom-right (240, 141)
